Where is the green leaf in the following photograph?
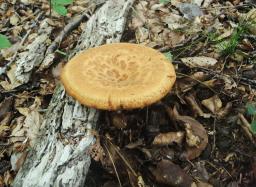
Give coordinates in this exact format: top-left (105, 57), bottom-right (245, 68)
top-left (164, 52), bottom-right (173, 61)
top-left (246, 103), bottom-right (256, 115)
top-left (0, 34), bottom-right (11, 49)
top-left (251, 120), bottom-right (256, 134)
top-left (159, 0), bottom-right (170, 4)
top-left (56, 49), bottom-right (67, 56)
top-left (53, 0), bottom-right (73, 5)
top-left (53, 5), bottom-right (68, 16)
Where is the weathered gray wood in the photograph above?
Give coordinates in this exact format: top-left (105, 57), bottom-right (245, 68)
top-left (13, 0), bottom-right (134, 186)
top-left (0, 1), bottom-right (103, 90)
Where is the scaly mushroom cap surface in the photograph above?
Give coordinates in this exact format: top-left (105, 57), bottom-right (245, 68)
top-left (61, 43), bottom-right (176, 110)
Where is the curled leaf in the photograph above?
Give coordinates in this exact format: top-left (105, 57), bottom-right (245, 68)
top-left (152, 131), bottom-right (185, 146)
top-left (172, 107), bottom-right (208, 160)
top-left (201, 95), bottom-right (222, 114)
top-left (181, 56), bottom-right (217, 68)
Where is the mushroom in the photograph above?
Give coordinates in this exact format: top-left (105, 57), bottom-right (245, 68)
top-left (61, 43), bottom-right (176, 110)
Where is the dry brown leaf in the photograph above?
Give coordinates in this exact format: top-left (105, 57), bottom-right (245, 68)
top-left (243, 8), bottom-right (256, 35)
top-left (0, 176), bottom-right (4, 187)
top-left (197, 181), bottom-right (213, 187)
top-left (20, 0), bottom-right (35, 5)
top-left (0, 124), bottom-right (10, 140)
top-left (202, 0), bottom-right (213, 7)
top-left (22, 97), bottom-right (42, 147)
top-left (201, 95), bottom-right (222, 114)
top-left (172, 107), bottom-right (208, 160)
top-left (135, 27), bottom-right (149, 43)
top-left (177, 72), bottom-right (208, 93)
top-left (152, 131), bottom-right (185, 146)
top-left (184, 123), bottom-right (201, 147)
top-left (216, 28), bottom-right (233, 40)
top-left (131, 2), bottom-right (147, 29)
top-left (185, 94), bottom-right (211, 118)
top-left (10, 117), bottom-right (26, 150)
top-left (10, 14), bottom-right (19, 26)
top-left (191, 161), bottom-right (210, 181)
top-left (181, 56), bottom-right (217, 68)
top-left (14, 91), bottom-right (31, 108)
top-left (164, 30), bottom-right (185, 47)
top-left (10, 97), bottom-right (42, 149)
top-left (217, 102), bottom-right (232, 119)
top-left (23, 109), bottom-right (42, 147)
top-left (0, 64), bottom-right (21, 90)
top-left (238, 114), bottom-right (255, 143)
top-left (1, 42), bottom-right (20, 59)
top-left (222, 76), bottom-right (237, 90)
top-left (192, 0), bottom-right (204, 6)
top-left (3, 170), bottom-right (13, 186)
top-left (170, 0), bottom-right (183, 7)
top-left (0, 112), bottom-right (12, 127)
top-left (162, 13), bottom-right (184, 30)
top-left (51, 62), bottom-right (64, 80)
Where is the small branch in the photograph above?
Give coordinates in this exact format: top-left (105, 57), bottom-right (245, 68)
top-left (173, 60), bottom-right (256, 89)
top-left (39, 10), bottom-right (95, 71)
top-left (238, 113), bottom-right (256, 144)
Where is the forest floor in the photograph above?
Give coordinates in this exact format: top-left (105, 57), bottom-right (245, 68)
top-left (1, 0), bottom-right (256, 186)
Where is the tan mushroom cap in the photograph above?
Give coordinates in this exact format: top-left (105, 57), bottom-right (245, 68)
top-left (61, 43), bottom-right (176, 110)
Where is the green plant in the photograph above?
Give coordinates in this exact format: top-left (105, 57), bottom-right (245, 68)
top-left (216, 28), bottom-right (242, 56)
top-left (159, 0), bottom-right (171, 4)
top-left (50, 0), bottom-right (73, 16)
top-left (215, 20), bottom-right (254, 56)
top-left (246, 102), bottom-right (256, 134)
top-left (0, 34), bottom-right (11, 49)
top-left (164, 51), bottom-right (173, 61)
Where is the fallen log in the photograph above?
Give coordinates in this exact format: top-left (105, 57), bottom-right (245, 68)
top-left (13, 0), bottom-right (134, 186)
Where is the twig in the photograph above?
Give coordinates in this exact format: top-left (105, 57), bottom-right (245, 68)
top-left (39, 3), bottom-right (104, 71)
top-left (173, 60), bottom-right (256, 89)
top-left (200, 3), bottom-right (254, 10)
top-left (238, 113), bottom-right (256, 144)
top-left (176, 72), bottom-right (219, 95)
top-left (158, 35), bottom-right (202, 53)
top-left (211, 117), bottom-right (216, 155)
top-left (102, 142), bottom-right (123, 187)
top-left (106, 139), bottom-right (138, 177)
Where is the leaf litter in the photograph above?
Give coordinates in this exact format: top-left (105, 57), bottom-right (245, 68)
top-left (1, 0), bottom-right (256, 186)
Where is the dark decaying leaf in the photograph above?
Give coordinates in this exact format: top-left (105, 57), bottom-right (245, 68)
top-left (0, 97), bottom-right (14, 121)
top-left (150, 159), bottom-right (196, 187)
top-left (171, 107), bottom-right (208, 160)
top-left (0, 113), bottom-right (11, 140)
top-left (0, 160), bottom-right (11, 175)
top-left (110, 112), bottom-right (127, 129)
top-left (176, 72), bottom-right (208, 93)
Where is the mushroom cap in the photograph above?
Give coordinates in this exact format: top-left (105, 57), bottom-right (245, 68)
top-left (61, 43), bottom-right (176, 110)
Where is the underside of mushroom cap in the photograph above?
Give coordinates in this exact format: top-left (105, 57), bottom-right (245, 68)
top-left (61, 43), bottom-right (176, 110)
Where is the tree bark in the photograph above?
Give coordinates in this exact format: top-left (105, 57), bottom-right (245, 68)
top-left (13, 0), bottom-right (134, 186)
